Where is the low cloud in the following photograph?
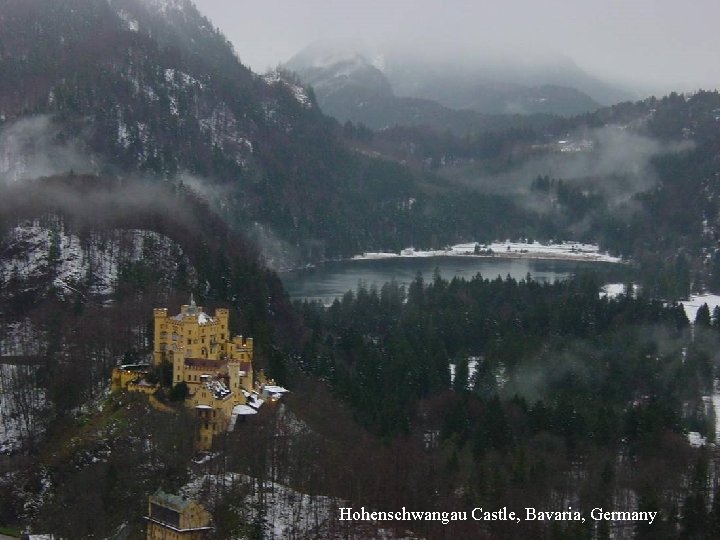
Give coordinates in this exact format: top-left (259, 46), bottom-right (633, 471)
top-left (0, 115), bottom-right (96, 184)
top-left (452, 125), bottom-right (693, 208)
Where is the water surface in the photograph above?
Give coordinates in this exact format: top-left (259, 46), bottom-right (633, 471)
top-left (281, 256), bottom-right (624, 303)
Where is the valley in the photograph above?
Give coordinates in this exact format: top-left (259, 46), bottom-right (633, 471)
top-left (0, 0), bottom-right (719, 538)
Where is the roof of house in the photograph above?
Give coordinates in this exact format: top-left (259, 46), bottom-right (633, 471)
top-left (150, 489), bottom-right (191, 512)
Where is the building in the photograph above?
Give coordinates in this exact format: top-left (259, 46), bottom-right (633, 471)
top-left (111, 363), bottom-right (158, 395)
top-left (112, 295), bottom-right (287, 450)
top-left (146, 490), bottom-right (212, 539)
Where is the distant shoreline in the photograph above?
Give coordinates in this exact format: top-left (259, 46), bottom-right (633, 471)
top-left (351, 241), bottom-right (624, 265)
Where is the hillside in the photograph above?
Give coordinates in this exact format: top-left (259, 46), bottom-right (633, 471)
top-left (1, 0), bottom-right (651, 272)
top-left (0, 0), bottom-right (395, 263)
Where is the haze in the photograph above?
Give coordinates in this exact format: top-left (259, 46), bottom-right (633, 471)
top-left (193, 0), bottom-right (719, 96)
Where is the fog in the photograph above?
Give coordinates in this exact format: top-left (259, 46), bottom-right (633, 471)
top-left (0, 116), bottom-right (96, 184)
top-left (445, 124), bottom-right (693, 208)
top-left (193, 0), bottom-right (720, 96)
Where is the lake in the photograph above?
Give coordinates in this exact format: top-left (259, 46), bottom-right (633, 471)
top-left (281, 256), bottom-right (626, 303)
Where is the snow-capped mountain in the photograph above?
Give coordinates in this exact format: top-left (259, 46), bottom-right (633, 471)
top-left (285, 40), bottom-right (634, 130)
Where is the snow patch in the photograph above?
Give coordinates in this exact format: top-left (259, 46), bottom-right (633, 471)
top-left (449, 358), bottom-right (479, 389)
top-left (182, 473), bottom-right (418, 539)
top-left (688, 431), bottom-right (707, 448)
top-left (355, 240), bottom-right (622, 264)
top-left (680, 294), bottom-right (720, 323)
top-left (117, 9), bottom-right (139, 32)
top-left (263, 72), bottom-right (313, 109)
top-left (0, 220), bottom-right (196, 299)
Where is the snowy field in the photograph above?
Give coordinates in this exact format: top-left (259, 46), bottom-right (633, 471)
top-left (354, 241), bottom-right (622, 263)
top-left (679, 294), bottom-right (720, 323)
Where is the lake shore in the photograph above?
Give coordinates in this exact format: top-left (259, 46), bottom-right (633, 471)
top-left (352, 241), bottom-right (623, 264)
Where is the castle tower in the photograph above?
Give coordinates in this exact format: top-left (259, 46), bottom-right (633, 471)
top-left (152, 308), bottom-right (168, 366)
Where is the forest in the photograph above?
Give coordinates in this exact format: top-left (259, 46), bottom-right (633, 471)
top-left (1, 1), bottom-right (720, 538)
top-left (290, 273), bottom-right (720, 538)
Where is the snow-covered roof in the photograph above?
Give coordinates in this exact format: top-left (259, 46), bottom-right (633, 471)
top-left (232, 404), bottom-right (258, 416)
top-left (243, 391), bottom-right (265, 410)
top-left (263, 385), bottom-right (289, 394)
top-left (229, 404), bottom-right (259, 431)
top-left (150, 489), bottom-right (192, 511)
top-left (170, 294), bottom-right (216, 325)
top-left (205, 379), bottom-right (231, 400)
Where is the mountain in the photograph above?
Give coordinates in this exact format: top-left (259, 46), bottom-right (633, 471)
top-left (285, 41), bottom-right (633, 130)
top-left (383, 48), bottom-right (633, 108)
top-left (0, 0), bottom-right (370, 264)
top-left (2, 0), bottom-right (717, 290)
top-left (0, 0), bottom-right (558, 266)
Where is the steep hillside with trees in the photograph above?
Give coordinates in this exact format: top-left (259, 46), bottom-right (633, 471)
top-left (0, 0), bottom-right (542, 266)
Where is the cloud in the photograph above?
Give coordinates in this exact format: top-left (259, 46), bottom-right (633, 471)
top-left (193, 0), bottom-right (720, 94)
top-left (451, 124), bottom-right (693, 208)
top-left (0, 116), bottom-right (96, 184)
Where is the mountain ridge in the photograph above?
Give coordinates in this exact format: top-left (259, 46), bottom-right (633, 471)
top-left (285, 40), bottom-right (635, 129)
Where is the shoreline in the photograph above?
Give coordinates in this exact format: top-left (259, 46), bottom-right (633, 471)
top-left (351, 241), bottom-right (624, 265)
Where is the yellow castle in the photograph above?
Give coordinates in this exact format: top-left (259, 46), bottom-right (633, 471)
top-left (113, 295), bottom-right (286, 450)
top-left (152, 295), bottom-right (254, 393)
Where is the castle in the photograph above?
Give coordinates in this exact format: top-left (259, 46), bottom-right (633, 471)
top-left (112, 295), bottom-right (287, 450)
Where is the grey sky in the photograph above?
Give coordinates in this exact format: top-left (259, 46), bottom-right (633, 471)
top-left (193, 0), bottom-right (720, 94)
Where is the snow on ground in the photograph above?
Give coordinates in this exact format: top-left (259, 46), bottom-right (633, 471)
top-left (449, 358), bottom-right (479, 389)
top-left (354, 241), bottom-right (622, 263)
top-left (0, 220), bottom-right (194, 298)
top-left (688, 431), bottom-right (707, 447)
top-left (703, 379), bottom-right (720, 445)
top-left (183, 473), bottom-right (418, 539)
top-left (680, 294), bottom-right (720, 323)
top-left (0, 320), bottom-right (46, 454)
top-left (263, 72), bottom-right (313, 109)
top-left (0, 364), bottom-right (46, 454)
top-left (601, 283), bottom-right (627, 299)
top-left (117, 9), bottom-right (139, 32)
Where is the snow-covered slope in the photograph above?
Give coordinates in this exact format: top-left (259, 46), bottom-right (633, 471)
top-left (0, 217), bottom-right (197, 300)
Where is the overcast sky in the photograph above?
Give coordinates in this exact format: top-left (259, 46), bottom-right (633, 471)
top-left (193, 0), bottom-right (720, 94)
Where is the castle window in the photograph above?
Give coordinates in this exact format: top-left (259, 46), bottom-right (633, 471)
top-left (187, 339), bottom-right (191, 345)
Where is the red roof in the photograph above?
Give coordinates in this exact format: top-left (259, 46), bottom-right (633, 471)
top-left (184, 358), bottom-right (226, 370)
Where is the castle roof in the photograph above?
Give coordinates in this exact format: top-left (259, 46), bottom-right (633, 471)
top-left (184, 358), bottom-right (226, 370)
top-left (205, 378), bottom-right (232, 399)
top-left (171, 293), bottom-right (216, 325)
